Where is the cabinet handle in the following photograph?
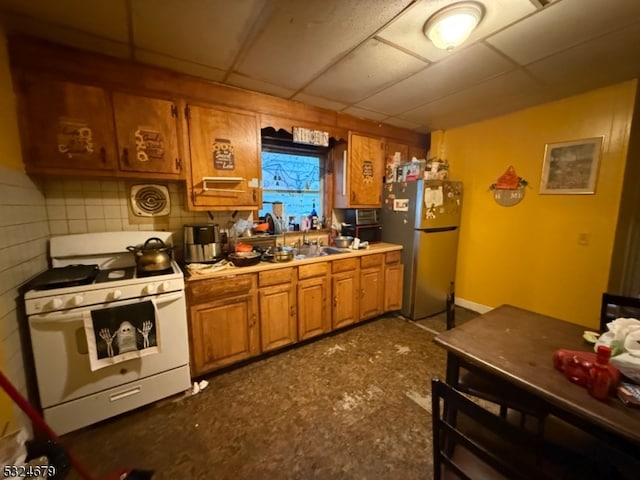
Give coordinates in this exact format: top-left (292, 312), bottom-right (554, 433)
top-left (99, 147), bottom-right (106, 164)
top-left (122, 148), bottom-right (130, 165)
top-left (290, 305), bottom-right (295, 317)
top-left (333, 296), bottom-right (337, 307)
top-left (251, 313), bottom-right (257, 327)
top-left (253, 189), bottom-right (257, 202)
top-left (175, 158), bottom-right (182, 171)
top-left (351, 191), bottom-right (355, 202)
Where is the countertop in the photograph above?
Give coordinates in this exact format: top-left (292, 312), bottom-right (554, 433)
top-left (184, 242), bottom-right (402, 281)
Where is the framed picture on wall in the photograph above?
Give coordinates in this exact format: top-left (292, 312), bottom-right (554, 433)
top-left (539, 137), bottom-right (604, 194)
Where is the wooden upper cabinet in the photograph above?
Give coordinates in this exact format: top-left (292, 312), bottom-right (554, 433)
top-left (384, 140), bottom-right (409, 164)
top-left (334, 132), bottom-right (384, 208)
top-left (112, 92), bottom-right (182, 176)
top-left (186, 103), bottom-right (261, 211)
top-left (19, 77), bottom-right (116, 173)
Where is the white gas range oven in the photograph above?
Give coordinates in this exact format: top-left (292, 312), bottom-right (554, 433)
top-left (23, 231), bottom-right (191, 435)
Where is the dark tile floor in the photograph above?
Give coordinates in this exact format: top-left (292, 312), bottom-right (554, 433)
top-left (59, 308), bottom-right (479, 480)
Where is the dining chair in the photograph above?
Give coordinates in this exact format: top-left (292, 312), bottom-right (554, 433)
top-left (599, 292), bottom-right (640, 333)
top-left (446, 285), bottom-right (547, 429)
top-left (430, 378), bottom-right (589, 480)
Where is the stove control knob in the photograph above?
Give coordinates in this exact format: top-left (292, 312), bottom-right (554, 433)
top-left (111, 289), bottom-right (123, 300)
top-left (70, 295), bottom-right (84, 306)
top-left (50, 298), bottom-right (63, 309)
top-left (159, 281), bottom-right (170, 292)
top-left (144, 284), bottom-right (157, 295)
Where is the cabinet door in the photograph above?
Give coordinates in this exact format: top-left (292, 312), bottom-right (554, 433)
top-left (259, 283), bottom-right (297, 352)
top-left (189, 292), bottom-right (259, 376)
top-left (384, 140), bottom-right (409, 163)
top-left (297, 276), bottom-right (330, 340)
top-left (332, 271), bottom-right (359, 329)
top-left (112, 92), bottom-right (182, 176)
top-left (19, 77), bottom-right (116, 172)
top-left (348, 132), bottom-right (383, 207)
top-left (360, 267), bottom-right (384, 320)
top-left (384, 263), bottom-right (404, 312)
top-left (187, 104), bottom-right (261, 210)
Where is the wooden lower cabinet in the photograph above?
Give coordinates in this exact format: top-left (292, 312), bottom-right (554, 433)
top-left (186, 249), bottom-right (402, 376)
top-left (297, 263), bottom-right (331, 340)
top-left (384, 252), bottom-right (404, 312)
top-left (359, 254), bottom-right (384, 321)
top-left (187, 274), bottom-right (259, 376)
top-left (258, 268), bottom-right (297, 352)
top-left (331, 258), bottom-right (360, 329)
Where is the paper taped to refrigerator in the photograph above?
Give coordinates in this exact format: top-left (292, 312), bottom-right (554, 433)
top-left (424, 187), bottom-right (444, 208)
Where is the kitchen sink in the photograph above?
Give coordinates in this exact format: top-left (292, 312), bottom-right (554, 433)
top-left (295, 245), bottom-right (349, 259)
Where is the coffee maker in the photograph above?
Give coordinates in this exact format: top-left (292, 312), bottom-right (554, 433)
top-left (184, 224), bottom-right (223, 263)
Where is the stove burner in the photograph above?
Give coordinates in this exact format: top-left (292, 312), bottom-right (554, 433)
top-left (136, 267), bottom-right (174, 278)
top-left (95, 267), bottom-right (136, 284)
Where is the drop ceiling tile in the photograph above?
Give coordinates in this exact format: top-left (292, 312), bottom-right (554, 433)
top-left (381, 117), bottom-right (422, 130)
top-left (358, 42), bottom-right (516, 116)
top-left (302, 38), bottom-right (427, 104)
top-left (227, 73), bottom-right (296, 98)
top-left (134, 49), bottom-right (227, 82)
top-left (487, 0), bottom-right (640, 65)
top-left (0, 0), bottom-right (129, 41)
top-left (235, 0), bottom-right (413, 91)
top-left (291, 93), bottom-right (346, 112)
top-left (377, 0), bottom-right (536, 63)
top-left (131, 0), bottom-right (264, 70)
top-left (526, 21), bottom-right (640, 99)
top-left (341, 106), bottom-right (388, 122)
top-left (398, 69), bottom-right (550, 129)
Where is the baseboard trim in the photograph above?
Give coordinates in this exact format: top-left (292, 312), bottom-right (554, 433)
top-left (455, 297), bottom-right (492, 314)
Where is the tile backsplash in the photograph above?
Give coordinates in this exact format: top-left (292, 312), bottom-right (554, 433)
top-left (0, 166), bottom-right (48, 432)
top-left (41, 179), bottom-right (242, 254)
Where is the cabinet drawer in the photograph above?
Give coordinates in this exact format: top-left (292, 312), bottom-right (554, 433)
top-left (360, 253), bottom-right (383, 269)
top-left (259, 267), bottom-right (296, 287)
top-left (188, 274), bottom-right (256, 303)
top-left (332, 258), bottom-right (359, 273)
top-left (385, 251), bottom-right (401, 264)
top-left (298, 262), bottom-right (328, 280)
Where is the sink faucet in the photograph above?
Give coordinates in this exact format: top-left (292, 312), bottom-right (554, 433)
top-left (302, 233), bottom-right (309, 246)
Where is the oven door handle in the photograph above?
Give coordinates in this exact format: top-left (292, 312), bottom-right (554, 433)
top-left (28, 291), bottom-right (185, 324)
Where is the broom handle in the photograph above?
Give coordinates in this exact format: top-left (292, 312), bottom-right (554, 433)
top-left (0, 370), bottom-right (96, 480)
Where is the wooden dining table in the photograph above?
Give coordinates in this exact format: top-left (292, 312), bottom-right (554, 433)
top-left (433, 304), bottom-right (640, 452)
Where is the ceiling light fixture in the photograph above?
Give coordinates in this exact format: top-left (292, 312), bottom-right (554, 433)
top-left (424, 1), bottom-right (484, 51)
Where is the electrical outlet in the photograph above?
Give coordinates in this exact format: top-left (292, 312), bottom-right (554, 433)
top-left (578, 233), bottom-right (590, 246)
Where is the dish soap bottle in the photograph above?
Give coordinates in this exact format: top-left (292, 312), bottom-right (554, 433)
top-left (588, 345), bottom-right (617, 401)
top-left (310, 201), bottom-right (319, 230)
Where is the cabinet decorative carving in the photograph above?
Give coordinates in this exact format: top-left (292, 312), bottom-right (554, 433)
top-left (186, 104), bottom-right (261, 210)
top-left (19, 77), bottom-right (116, 173)
top-left (334, 132), bottom-right (384, 208)
top-left (112, 92), bottom-right (183, 175)
top-left (17, 76), bottom-right (184, 179)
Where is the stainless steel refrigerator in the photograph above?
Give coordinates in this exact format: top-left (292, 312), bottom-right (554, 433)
top-left (380, 179), bottom-right (463, 319)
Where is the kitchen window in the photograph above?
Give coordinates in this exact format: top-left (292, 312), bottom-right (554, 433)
top-left (260, 129), bottom-right (327, 228)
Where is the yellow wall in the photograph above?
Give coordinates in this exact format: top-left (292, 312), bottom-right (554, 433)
top-left (434, 80), bottom-right (637, 328)
top-left (0, 30), bottom-right (23, 170)
top-left (0, 28), bottom-right (21, 430)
